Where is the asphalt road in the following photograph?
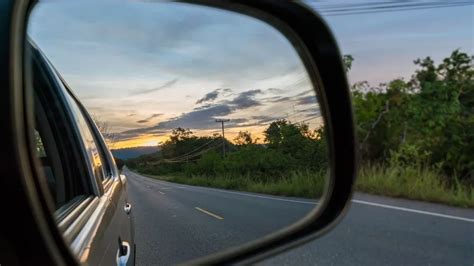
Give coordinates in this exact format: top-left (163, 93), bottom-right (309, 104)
top-left (125, 168), bottom-right (474, 265)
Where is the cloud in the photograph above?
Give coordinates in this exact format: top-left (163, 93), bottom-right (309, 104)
top-left (119, 104), bottom-right (232, 138)
top-left (297, 95), bottom-right (317, 105)
top-left (266, 88), bottom-right (284, 94)
top-left (196, 89), bottom-right (220, 104)
top-left (267, 96), bottom-right (291, 103)
top-left (117, 89), bottom-right (265, 140)
top-left (294, 89), bottom-right (314, 97)
top-left (252, 115), bottom-right (285, 124)
top-left (129, 78), bottom-right (178, 95)
top-left (196, 88), bottom-right (233, 104)
top-left (136, 113), bottom-right (163, 124)
top-left (301, 107), bottom-right (321, 118)
top-left (154, 89), bottom-right (263, 129)
top-left (227, 89), bottom-right (262, 109)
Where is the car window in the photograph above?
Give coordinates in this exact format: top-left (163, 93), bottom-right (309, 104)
top-left (34, 82), bottom-right (89, 210)
top-left (63, 91), bottom-right (108, 184)
top-left (31, 44), bottom-right (103, 213)
top-left (59, 78), bottom-right (116, 184)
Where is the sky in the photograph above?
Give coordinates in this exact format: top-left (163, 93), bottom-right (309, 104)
top-left (28, 1), bottom-right (473, 148)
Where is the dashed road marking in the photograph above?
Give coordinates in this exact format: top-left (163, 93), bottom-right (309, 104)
top-left (195, 207), bottom-right (224, 220)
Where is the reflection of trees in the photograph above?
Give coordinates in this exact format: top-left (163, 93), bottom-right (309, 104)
top-left (93, 116), bottom-right (117, 149)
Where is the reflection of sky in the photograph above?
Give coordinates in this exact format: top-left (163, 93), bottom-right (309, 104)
top-left (28, 1), bottom-right (473, 148)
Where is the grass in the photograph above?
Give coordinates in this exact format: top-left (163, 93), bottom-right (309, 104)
top-left (134, 164), bottom-right (474, 208)
top-left (356, 164), bottom-right (474, 208)
top-left (140, 169), bottom-right (326, 199)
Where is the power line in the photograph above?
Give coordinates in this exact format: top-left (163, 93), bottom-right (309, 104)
top-left (306, 0), bottom-right (473, 16)
top-left (162, 142), bottom-right (221, 163)
top-left (166, 137), bottom-right (218, 161)
top-left (159, 138), bottom-right (217, 161)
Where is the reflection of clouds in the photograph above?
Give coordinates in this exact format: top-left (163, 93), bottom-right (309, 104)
top-left (136, 113), bottom-right (162, 124)
top-left (227, 89), bottom-right (262, 109)
top-left (117, 88), bottom-right (266, 137)
top-left (29, 2), bottom-right (322, 146)
top-left (297, 95), bottom-right (318, 105)
top-left (115, 87), bottom-right (321, 141)
top-left (129, 78), bottom-right (179, 95)
top-left (195, 88), bottom-right (231, 104)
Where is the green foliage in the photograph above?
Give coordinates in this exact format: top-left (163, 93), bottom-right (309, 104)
top-left (233, 130), bottom-right (255, 146)
top-left (127, 119), bottom-right (328, 193)
top-left (343, 54), bottom-right (354, 73)
top-left (352, 50), bottom-right (474, 183)
top-left (356, 164), bottom-right (473, 208)
top-left (144, 170), bottom-right (326, 199)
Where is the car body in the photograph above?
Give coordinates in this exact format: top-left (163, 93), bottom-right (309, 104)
top-left (28, 40), bottom-right (135, 265)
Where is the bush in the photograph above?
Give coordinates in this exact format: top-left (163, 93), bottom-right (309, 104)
top-left (356, 164), bottom-right (473, 207)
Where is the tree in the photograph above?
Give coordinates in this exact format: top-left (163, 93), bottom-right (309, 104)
top-left (264, 119), bottom-right (288, 147)
top-left (234, 131), bottom-right (254, 146)
top-left (169, 127), bottom-right (194, 143)
top-left (350, 50), bottom-right (474, 181)
top-left (343, 54), bottom-right (354, 73)
top-left (93, 116), bottom-right (117, 149)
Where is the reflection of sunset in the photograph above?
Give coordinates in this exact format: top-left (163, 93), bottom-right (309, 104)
top-left (113, 118), bottom-right (323, 149)
top-left (114, 135), bottom-right (167, 149)
top-left (30, 2), bottom-right (324, 151)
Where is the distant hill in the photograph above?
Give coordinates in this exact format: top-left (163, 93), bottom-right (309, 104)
top-left (111, 146), bottom-right (160, 160)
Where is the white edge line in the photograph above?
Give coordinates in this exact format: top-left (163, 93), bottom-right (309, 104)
top-left (132, 171), bottom-right (474, 223)
top-left (352, 200), bottom-right (474, 223)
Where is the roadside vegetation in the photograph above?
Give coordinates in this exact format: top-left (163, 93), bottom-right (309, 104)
top-left (126, 50), bottom-right (474, 208)
top-left (126, 123), bottom-right (328, 199)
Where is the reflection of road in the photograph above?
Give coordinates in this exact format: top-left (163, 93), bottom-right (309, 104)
top-left (125, 169), bottom-right (474, 265)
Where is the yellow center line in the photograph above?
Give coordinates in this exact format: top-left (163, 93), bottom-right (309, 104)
top-left (158, 191), bottom-right (165, 195)
top-left (195, 207), bottom-right (224, 220)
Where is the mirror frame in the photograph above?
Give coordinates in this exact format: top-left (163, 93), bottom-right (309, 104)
top-left (0, 0), bottom-right (356, 264)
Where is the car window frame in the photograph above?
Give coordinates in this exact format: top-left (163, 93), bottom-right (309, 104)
top-left (58, 76), bottom-right (120, 192)
top-left (29, 41), bottom-right (107, 245)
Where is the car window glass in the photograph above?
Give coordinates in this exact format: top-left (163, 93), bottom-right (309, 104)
top-left (34, 90), bottom-right (84, 210)
top-left (64, 92), bottom-right (107, 183)
top-left (34, 129), bottom-right (46, 158)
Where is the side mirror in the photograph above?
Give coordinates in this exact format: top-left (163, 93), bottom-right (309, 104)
top-left (0, 0), bottom-right (356, 265)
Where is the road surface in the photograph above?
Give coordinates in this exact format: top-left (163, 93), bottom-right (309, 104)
top-left (125, 169), bottom-right (474, 265)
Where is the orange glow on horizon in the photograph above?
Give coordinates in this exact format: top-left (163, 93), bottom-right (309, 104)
top-left (113, 135), bottom-right (167, 149)
top-left (112, 120), bottom-right (323, 149)
top-left (112, 127), bottom-right (268, 149)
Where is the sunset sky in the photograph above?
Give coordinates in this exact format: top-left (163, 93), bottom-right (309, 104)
top-left (28, 1), bottom-right (473, 148)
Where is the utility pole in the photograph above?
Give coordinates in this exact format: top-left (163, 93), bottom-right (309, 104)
top-left (215, 119), bottom-right (230, 157)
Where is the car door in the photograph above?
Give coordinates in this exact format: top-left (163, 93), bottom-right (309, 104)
top-left (31, 42), bottom-right (134, 265)
top-left (68, 85), bottom-right (136, 266)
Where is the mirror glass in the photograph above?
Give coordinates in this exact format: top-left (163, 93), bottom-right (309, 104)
top-left (28, 1), bottom-right (328, 264)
